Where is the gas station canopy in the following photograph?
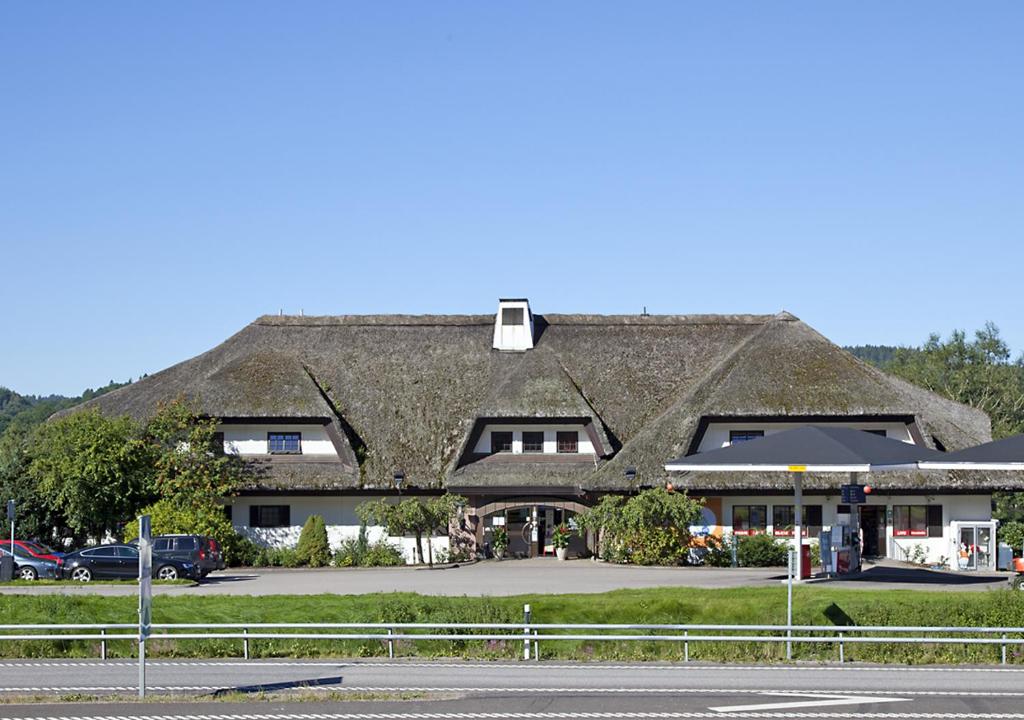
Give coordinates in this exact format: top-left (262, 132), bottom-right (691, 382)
top-left (664, 425), bottom-right (945, 473)
top-left (917, 433), bottom-right (1024, 471)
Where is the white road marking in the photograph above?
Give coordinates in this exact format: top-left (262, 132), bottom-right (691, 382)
top-left (2, 685), bottom-right (1024, 699)
top-left (709, 691), bottom-right (911, 712)
top-left (3, 712), bottom-right (1024, 719)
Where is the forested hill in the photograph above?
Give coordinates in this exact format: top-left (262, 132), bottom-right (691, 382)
top-left (843, 345), bottom-right (905, 367)
top-left (0, 381), bottom-right (131, 435)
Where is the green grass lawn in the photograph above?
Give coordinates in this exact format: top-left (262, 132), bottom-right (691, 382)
top-left (0, 586), bottom-right (1021, 664)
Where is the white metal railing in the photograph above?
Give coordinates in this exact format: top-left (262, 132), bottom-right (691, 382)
top-left (1, 617), bottom-right (1023, 667)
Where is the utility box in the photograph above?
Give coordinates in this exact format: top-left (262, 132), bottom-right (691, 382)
top-left (997, 543), bottom-right (1014, 571)
top-left (0, 555), bottom-right (13, 582)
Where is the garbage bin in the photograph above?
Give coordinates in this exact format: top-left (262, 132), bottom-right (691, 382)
top-left (998, 543), bottom-right (1014, 571)
top-left (0, 555), bottom-right (13, 582)
top-left (801, 543), bottom-right (812, 579)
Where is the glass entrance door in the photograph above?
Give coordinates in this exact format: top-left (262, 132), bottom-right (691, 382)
top-left (976, 526), bottom-right (993, 570)
top-left (958, 527), bottom-right (977, 571)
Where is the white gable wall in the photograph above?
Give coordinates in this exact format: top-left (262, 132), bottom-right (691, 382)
top-left (219, 424), bottom-right (337, 456)
top-left (473, 424), bottom-right (594, 454)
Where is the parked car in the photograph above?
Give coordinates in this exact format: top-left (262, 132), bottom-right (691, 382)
top-left (12, 540), bottom-right (64, 563)
top-left (0, 544), bottom-right (58, 581)
top-left (58, 543), bottom-right (200, 582)
top-left (127, 535), bottom-right (220, 577)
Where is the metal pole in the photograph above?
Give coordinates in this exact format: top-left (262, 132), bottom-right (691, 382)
top-left (1002, 634), bottom-right (1007, 665)
top-left (523, 604), bottom-right (531, 661)
top-left (138, 637), bottom-right (145, 698)
top-left (731, 534), bottom-right (738, 567)
top-left (388, 627), bottom-right (395, 659)
top-left (786, 548), bottom-right (794, 661)
top-left (533, 630), bottom-right (539, 661)
top-left (793, 471), bottom-right (804, 583)
top-left (684, 630), bottom-right (689, 662)
top-left (243, 627), bottom-right (249, 660)
top-left (839, 632), bottom-right (844, 663)
top-left (100, 628), bottom-right (107, 660)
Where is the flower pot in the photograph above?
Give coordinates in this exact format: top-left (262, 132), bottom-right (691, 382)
top-left (494, 548), bottom-right (505, 561)
top-left (556, 547), bottom-right (568, 561)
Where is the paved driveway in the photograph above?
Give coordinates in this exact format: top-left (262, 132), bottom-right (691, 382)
top-left (0, 558), bottom-right (1012, 596)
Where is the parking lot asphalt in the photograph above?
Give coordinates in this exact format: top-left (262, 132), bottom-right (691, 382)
top-left (0, 558), bottom-right (1012, 596)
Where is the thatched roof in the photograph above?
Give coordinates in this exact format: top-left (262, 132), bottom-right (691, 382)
top-left (71, 310), bottom-right (1006, 492)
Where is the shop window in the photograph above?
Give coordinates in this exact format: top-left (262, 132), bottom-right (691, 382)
top-left (893, 505), bottom-right (928, 537)
top-left (772, 505), bottom-right (823, 537)
top-left (732, 505), bottom-right (767, 535)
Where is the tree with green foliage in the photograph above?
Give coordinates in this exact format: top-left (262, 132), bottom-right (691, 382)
top-left (144, 397), bottom-right (249, 509)
top-left (577, 488), bottom-right (704, 565)
top-left (28, 410), bottom-right (155, 545)
top-left (295, 514), bottom-right (331, 567)
top-left (356, 493), bottom-right (466, 567)
top-left (885, 323), bottom-right (1024, 522)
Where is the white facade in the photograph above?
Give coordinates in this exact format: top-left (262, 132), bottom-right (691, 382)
top-left (219, 424), bottom-right (337, 456)
top-left (492, 299), bottom-right (535, 352)
top-left (713, 493), bottom-right (993, 569)
top-left (473, 424), bottom-right (594, 455)
top-left (697, 421), bottom-right (915, 452)
top-left (229, 495), bottom-right (449, 565)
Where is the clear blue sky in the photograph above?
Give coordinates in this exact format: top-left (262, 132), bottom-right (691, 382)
top-left (2, 3), bottom-right (1022, 396)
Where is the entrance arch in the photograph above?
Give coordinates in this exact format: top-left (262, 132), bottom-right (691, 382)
top-left (472, 497), bottom-right (591, 558)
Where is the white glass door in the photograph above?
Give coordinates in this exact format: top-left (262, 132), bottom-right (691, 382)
top-left (958, 527), bottom-right (977, 571)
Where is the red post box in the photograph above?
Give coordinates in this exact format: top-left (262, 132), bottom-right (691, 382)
top-left (801, 543), bottom-right (812, 579)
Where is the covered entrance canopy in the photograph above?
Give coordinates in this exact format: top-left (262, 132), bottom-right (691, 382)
top-left (918, 433), bottom-right (1024, 471)
top-left (664, 425), bottom-right (945, 580)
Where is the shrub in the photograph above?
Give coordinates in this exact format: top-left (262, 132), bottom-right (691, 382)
top-left (700, 534), bottom-right (735, 567)
top-left (736, 534), bottom-right (789, 567)
top-left (491, 526), bottom-right (509, 553)
top-left (123, 498), bottom-right (256, 567)
top-left (552, 524), bottom-right (571, 550)
top-left (253, 546), bottom-right (301, 567)
top-left (334, 527), bottom-right (405, 567)
top-left (296, 515), bottom-right (331, 567)
top-left (998, 521), bottom-right (1024, 557)
top-left (576, 488), bottom-right (703, 565)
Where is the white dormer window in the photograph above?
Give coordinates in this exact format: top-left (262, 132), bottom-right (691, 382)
top-left (493, 298), bottom-right (534, 351)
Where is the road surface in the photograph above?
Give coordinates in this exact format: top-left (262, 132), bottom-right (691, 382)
top-left (0, 559), bottom-right (1010, 597)
top-left (1, 659), bottom-right (1024, 717)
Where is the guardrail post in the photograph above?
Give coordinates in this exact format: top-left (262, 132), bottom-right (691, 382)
top-left (533, 630), bottom-right (539, 661)
top-left (684, 630), bottom-right (689, 662)
top-left (523, 604), bottom-right (531, 661)
top-left (838, 632), bottom-right (844, 663)
top-left (388, 627), bottom-right (395, 659)
top-left (100, 628), bottom-right (107, 660)
top-left (243, 627), bottom-right (250, 660)
top-left (1002, 634), bottom-right (1007, 665)
top-left (786, 548), bottom-right (794, 661)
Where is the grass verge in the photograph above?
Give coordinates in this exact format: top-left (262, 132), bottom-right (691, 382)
top-left (0, 586), bottom-right (1022, 664)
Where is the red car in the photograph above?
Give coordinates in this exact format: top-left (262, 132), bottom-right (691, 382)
top-left (11, 540), bottom-right (64, 563)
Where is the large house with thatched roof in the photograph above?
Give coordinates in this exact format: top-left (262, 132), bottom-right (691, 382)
top-left (77, 299), bottom-right (1017, 568)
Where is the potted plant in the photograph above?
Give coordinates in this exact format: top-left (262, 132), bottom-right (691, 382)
top-left (552, 524), bottom-right (572, 561)
top-left (492, 526), bottom-right (508, 560)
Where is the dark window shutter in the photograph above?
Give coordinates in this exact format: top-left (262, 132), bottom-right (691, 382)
top-left (281, 505), bottom-right (291, 526)
top-left (249, 506), bottom-right (259, 527)
top-left (927, 505), bottom-right (943, 538)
